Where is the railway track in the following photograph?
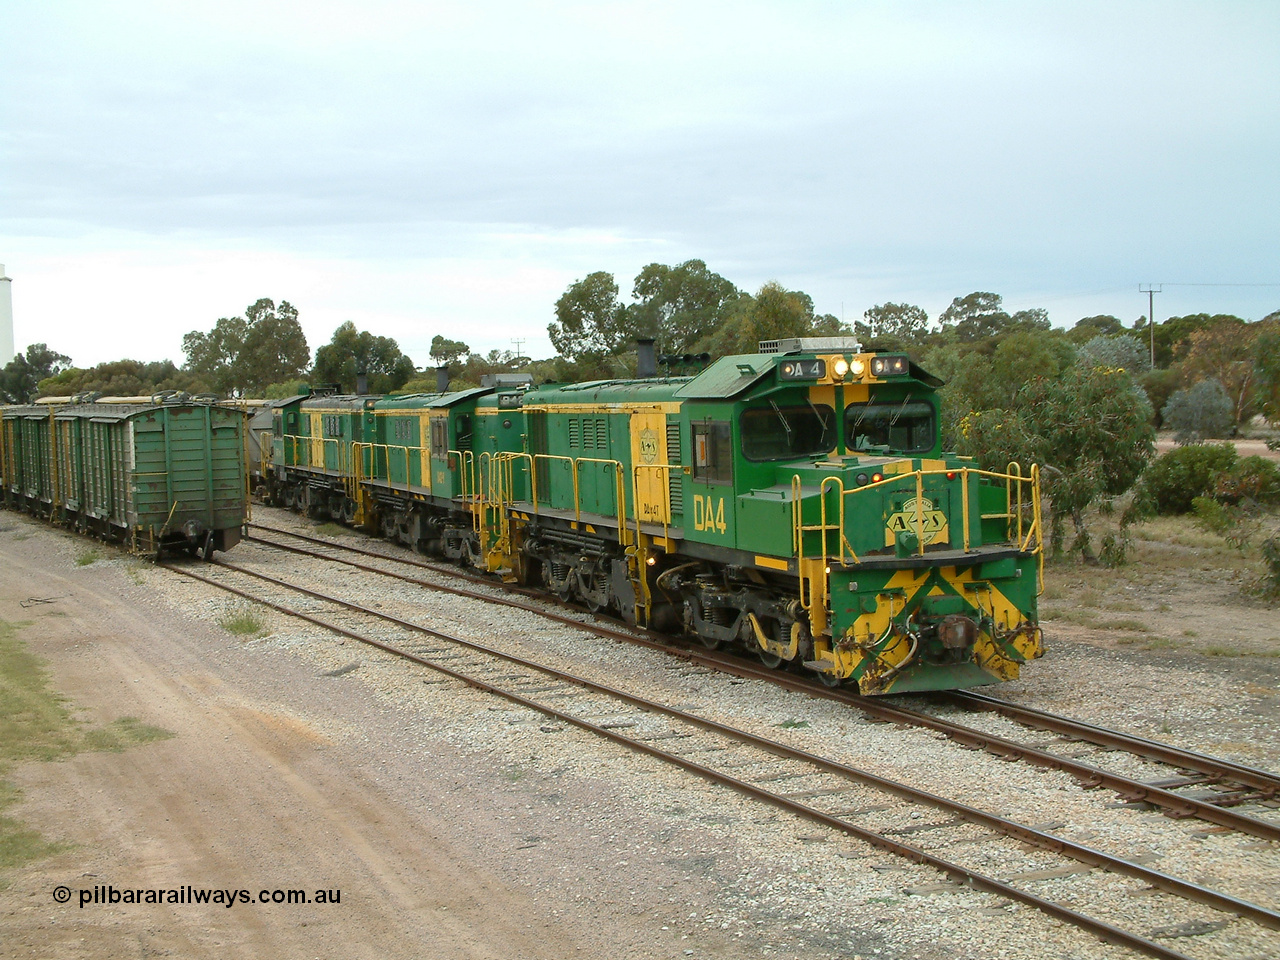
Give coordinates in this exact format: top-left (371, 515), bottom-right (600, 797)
top-left (245, 520), bottom-right (1280, 843)
top-left (165, 551), bottom-right (1280, 960)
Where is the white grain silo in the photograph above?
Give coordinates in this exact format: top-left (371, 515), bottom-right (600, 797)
top-left (0, 264), bottom-right (13, 365)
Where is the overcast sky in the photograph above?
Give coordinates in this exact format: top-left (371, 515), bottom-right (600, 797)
top-left (2, 0), bottom-right (1278, 369)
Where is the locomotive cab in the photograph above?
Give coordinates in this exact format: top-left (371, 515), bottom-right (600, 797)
top-left (663, 337), bottom-right (1044, 694)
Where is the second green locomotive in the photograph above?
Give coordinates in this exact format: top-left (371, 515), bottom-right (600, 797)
top-left (264, 338), bottom-right (1044, 694)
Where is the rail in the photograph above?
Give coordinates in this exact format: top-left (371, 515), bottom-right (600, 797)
top-left (174, 552), bottom-right (1280, 959)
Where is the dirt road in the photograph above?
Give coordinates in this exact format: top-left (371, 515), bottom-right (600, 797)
top-left (0, 530), bottom-right (593, 960)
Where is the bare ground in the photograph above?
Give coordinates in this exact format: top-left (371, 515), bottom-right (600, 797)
top-left (0, 537), bottom-right (606, 960)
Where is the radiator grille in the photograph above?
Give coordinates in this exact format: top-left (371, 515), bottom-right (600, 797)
top-left (666, 421), bottom-right (683, 517)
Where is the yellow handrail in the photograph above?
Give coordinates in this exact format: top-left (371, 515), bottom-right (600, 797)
top-left (791, 464), bottom-right (1043, 572)
top-left (631, 462), bottom-right (676, 542)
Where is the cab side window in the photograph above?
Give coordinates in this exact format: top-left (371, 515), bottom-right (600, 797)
top-left (691, 421), bottom-right (732, 484)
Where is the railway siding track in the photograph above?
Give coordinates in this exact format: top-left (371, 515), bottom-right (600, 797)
top-left (246, 521), bottom-right (1280, 844)
top-left (164, 552), bottom-right (1280, 960)
top-left (941, 690), bottom-right (1280, 809)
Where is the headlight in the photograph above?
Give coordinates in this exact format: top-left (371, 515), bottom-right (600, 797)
top-left (833, 358), bottom-right (850, 378)
top-left (850, 359), bottom-right (865, 376)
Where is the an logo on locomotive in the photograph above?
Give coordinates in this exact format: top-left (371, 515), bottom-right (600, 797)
top-left (639, 428), bottom-right (659, 464)
top-left (885, 496), bottom-right (948, 546)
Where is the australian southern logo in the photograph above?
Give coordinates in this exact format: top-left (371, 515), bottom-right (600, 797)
top-left (638, 428), bottom-right (659, 464)
top-left (885, 497), bottom-right (948, 546)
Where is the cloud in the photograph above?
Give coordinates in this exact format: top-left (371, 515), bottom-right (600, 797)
top-left (2, 1), bottom-right (1279, 365)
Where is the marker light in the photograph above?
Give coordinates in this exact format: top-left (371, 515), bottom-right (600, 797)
top-left (832, 358), bottom-right (850, 378)
top-left (872, 472), bottom-right (884, 483)
top-left (870, 355), bottom-right (909, 376)
top-left (646, 555), bottom-right (657, 566)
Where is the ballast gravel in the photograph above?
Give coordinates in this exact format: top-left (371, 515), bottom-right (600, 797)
top-left (147, 509), bottom-right (1280, 959)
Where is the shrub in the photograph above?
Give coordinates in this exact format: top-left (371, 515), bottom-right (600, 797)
top-left (1162, 379), bottom-right (1234, 443)
top-left (1213, 456), bottom-right (1280, 506)
top-left (1191, 496), bottom-right (1259, 550)
top-left (1262, 537), bottom-right (1280, 599)
top-left (1138, 443), bottom-right (1238, 515)
top-left (1078, 334), bottom-right (1149, 373)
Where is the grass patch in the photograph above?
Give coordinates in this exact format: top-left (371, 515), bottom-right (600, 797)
top-left (125, 563), bottom-right (146, 585)
top-left (1138, 638), bottom-right (1183, 651)
top-left (314, 523), bottom-right (350, 538)
top-left (0, 619), bottom-right (174, 880)
top-left (1101, 599), bottom-right (1144, 612)
top-left (1102, 618), bottom-right (1149, 633)
top-left (1203, 646), bottom-right (1248, 657)
top-left (1041, 583), bottom-right (1067, 601)
top-left (1041, 605), bottom-right (1100, 627)
top-left (218, 606), bottom-right (270, 637)
top-left (1198, 646), bottom-right (1280, 658)
top-left (1077, 590), bottom-right (1101, 608)
top-left (0, 780), bottom-right (68, 872)
top-left (75, 548), bottom-right (101, 567)
top-left (81, 717), bottom-right (173, 753)
top-left (776, 719), bottom-right (810, 729)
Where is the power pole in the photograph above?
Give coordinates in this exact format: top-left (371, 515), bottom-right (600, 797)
top-left (511, 338), bottom-right (526, 361)
top-left (1139, 283), bottom-right (1162, 367)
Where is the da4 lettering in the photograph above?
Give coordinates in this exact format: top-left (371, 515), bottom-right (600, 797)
top-left (692, 495), bottom-right (727, 534)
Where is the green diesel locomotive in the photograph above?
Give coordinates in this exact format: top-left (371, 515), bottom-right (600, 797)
top-left (265, 337), bottom-right (1044, 694)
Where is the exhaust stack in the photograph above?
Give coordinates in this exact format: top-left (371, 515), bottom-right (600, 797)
top-left (436, 366), bottom-right (450, 393)
top-left (636, 338), bottom-right (657, 378)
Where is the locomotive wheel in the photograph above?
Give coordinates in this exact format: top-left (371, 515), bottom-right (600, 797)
top-left (756, 619), bottom-right (785, 668)
top-left (757, 648), bottom-right (783, 669)
top-left (694, 632), bottom-right (720, 651)
top-left (815, 671), bottom-right (842, 688)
